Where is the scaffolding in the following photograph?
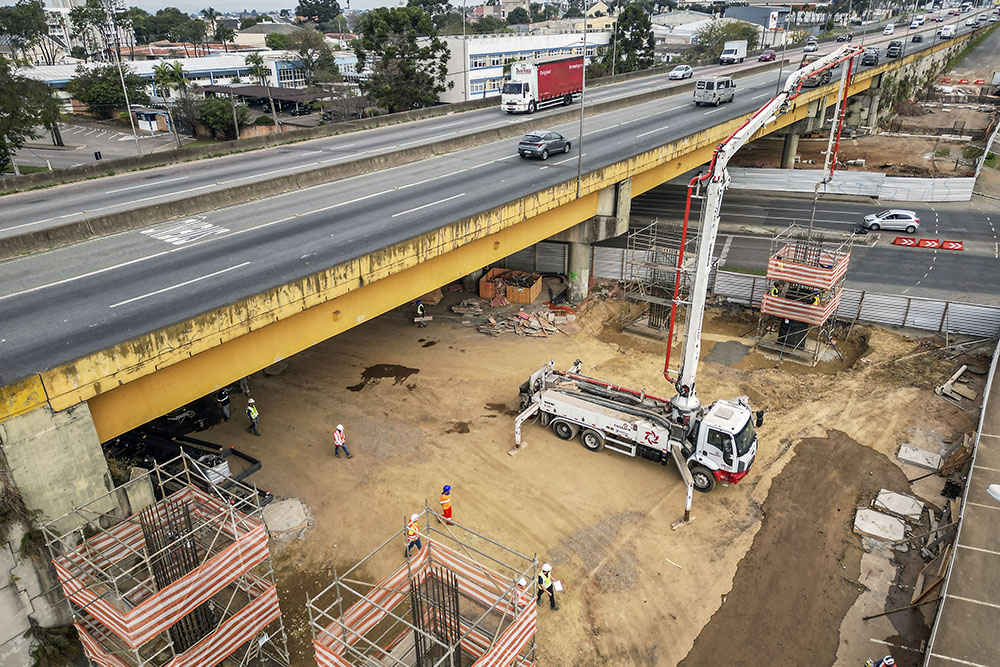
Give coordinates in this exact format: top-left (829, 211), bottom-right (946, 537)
top-left (620, 219), bottom-right (700, 340)
top-left (755, 224), bottom-right (853, 364)
top-left (308, 507), bottom-right (537, 667)
top-left (42, 452), bottom-right (290, 667)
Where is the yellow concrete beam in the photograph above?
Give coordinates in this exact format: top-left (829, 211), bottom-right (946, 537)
top-left (0, 375), bottom-right (48, 422)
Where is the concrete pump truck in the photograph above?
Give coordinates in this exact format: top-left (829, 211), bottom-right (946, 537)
top-left (514, 44), bottom-right (863, 522)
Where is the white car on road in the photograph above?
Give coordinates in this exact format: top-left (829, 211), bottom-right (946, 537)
top-left (883, 23), bottom-right (895, 34)
top-left (863, 209), bottom-right (920, 233)
top-left (668, 65), bottom-right (694, 80)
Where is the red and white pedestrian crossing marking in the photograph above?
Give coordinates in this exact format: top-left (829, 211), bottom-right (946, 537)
top-left (892, 237), bottom-right (963, 251)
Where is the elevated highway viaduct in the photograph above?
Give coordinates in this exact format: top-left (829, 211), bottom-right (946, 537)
top-left (0, 22), bottom-right (989, 540)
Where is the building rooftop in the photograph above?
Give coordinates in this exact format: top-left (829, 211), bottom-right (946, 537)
top-left (20, 54), bottom-right (259, 85)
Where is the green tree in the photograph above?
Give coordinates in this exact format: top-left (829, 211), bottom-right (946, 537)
top-left (239, 15), bottom-right (259, 29)
top-left (472, 15), bottom-right (510, 33)
top-left (0, 0), bottom-right (56, 64)
top-left (66, 63), bottom-right (149, 119)
top-left (288, 28), bottom-right (341, 83)
top-left (0, 55), bottom-right (60, 171)
top-left (201, 6), bottom-right (218, 33)
top-left (69, 0), bottom-right (131, 62)
top-left (245, 51), bottom-right (279, 132)
top-left (691, 19), bottom-right (758, 60)
top-left (152, 61), bottom-right (186, 147)
top-left (602, 4), bottom-right (654, 75)
top-left (296, 0), bottom-right (341, 25)
top-left (507, 6), bottom-right (529, 24)
top-left (198, 95), bottom-right (249, 139)
top-left (265, 31), bottom-right (291, 49)
top-left (127, 7), bottom-right (153, 44)
top-left (214, 23), bottom-right (235, 51)
top-left (354, 6), bottom-right (451, 113)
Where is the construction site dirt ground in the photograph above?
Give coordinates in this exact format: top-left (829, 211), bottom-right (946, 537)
top-left (199, 289), bottom-right (984, 666)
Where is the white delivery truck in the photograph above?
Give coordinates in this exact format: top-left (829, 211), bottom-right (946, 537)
top-left (719, 40), bottom-right (747, 64)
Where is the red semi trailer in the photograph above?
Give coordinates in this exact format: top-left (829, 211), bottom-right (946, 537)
top-left (500, 55), bottom-right (584, 113)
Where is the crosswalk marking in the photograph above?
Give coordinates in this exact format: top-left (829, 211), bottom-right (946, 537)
top-left (141, 219), bottom-right (229, 245)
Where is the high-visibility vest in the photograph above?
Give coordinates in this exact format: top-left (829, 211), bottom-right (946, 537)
top-left (538, 571), bottom-right (551, 592)
top-left (812, 294), bottom-right (820, 305)
top-left (247, 405), bottom-right (259, 420)
top-left (770, 286), bottom-right (780, 296)
top-left (516, 586), bottom-right (529, 607)
top-left (416, 303), bottom-right (426, 317)
top-left (440, 493), bottom-right (451, 511)
top-left (406, 520), bottom-right (420, 543)
top-left (333, 430), bottom-right (346, 446)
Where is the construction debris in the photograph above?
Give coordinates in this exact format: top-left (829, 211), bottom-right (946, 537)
top-left (418, 288), bottom-right (444, 306)
top-left (854, 508), bottom-right (906, 542)
top-left (897, 443), bottom-right (943, 471)
top-left (873, 489), bottom-right (924, 521)
top-left (477, 309), bottom-right (576, 337)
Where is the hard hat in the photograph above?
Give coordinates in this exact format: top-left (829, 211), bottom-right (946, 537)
top-left (247, 398), bottom-right (255, 404)
top-left (336, 424), bottom-right (344, 431)
top-left (518, 578), bottom-right (527, 587)
top-left (411, 513), bottom-right (419, 522)
top-left (541, 563), bottom-right (551, 572)
top-left (416, 299), bottom-right (422, 304)
top-left (443, 485), bottom-right (451, 493)
top-left (882, 658), bottom-right (895, 667)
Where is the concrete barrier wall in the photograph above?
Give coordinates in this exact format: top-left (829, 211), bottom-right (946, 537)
top-left (0, 59), bottom-right (793, 260)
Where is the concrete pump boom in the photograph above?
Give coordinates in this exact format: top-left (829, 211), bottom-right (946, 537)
top-left (667, 45), bottom-right (863, 417)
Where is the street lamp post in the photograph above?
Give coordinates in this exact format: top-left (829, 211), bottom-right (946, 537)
top-left (576, 15), bottom-right (587, 198)
top-left (774, 4), bottom-right (793, 95)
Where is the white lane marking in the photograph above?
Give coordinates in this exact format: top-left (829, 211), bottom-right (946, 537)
top-left (429, 120), bottom-right (464, 130)
top-left (928, 654), bottom-right (992, 667)
top-left (869, 638), bottom-right (921, 654)
top-left (703, 107), bottom-right (726, 114)
top-left (391, 193), bottom-right (465, 218)
top-left (751, 92), bottom-right (771, 100)
top-left (300, 150), bottom-right (324, 156)
top-left (105, 175), bottom-right (189, 194)
top-left (3, 212), bottom-right (77, 234)
top-left (637, 125), bottom-right (670, 138)
top-left (552, 153), bottom-right (583, 165)
top-left (217, 164), bottom-right (312, 185)
top-left (327, 143), bottom-right (355, 150)
top-left (957, 544), bottom-right (1000, 557)
top-left (83, 129), bottom-right (97, 136)
top-left (397, 132), bottom-right (459, 148)
top-left (109, 262), bottom-right (250, 308)
top-left (538, 166), bottom-right (549, 170)
top-left (966, 501), bottom-right (1000, 511)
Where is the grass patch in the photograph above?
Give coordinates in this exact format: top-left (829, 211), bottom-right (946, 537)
top-left (2, 164), bottom-right (50, 175)
top-left (935, 147), bottom-right (951, 157)
top-left (963, 145), bottom-right (984, 159)
top-left (985, 152), bottom-right (998, 168)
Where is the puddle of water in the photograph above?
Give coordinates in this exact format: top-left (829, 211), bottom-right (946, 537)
top-left (347, 364), bottom-right (420, 392)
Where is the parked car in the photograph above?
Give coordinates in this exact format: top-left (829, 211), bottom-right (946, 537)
top-left (668, 64), bottom-right (694, 80)
top-left (518, 130), bottom-right (570, 160)
top-left (804, 40), bottom-right (819, 52)
top-left (912, 33), bottom-right (924, 42)
top-left (837, 32), bottom-right (854, 41)
top-left (863, 209), bottom-right (920, 233)
top-left (883, 23), bottom-right (895, 34)
top-left (758, 49), bottom-right (777, 61)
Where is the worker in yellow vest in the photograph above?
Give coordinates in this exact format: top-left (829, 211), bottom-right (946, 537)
top-left (246, 399), bottom-right (260, 436)
top-left (440, 485), bottom-right (452, 525)
top-left (536, 563), bottom-right (559, 610)
top-left (405, 513), bottom-right (422, 557)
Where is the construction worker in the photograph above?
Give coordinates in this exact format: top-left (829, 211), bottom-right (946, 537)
top-left (333, 424), bottom-right (352, 458)
top-left (415, 300), bottom-right (427, 328)
top-left (811, 291), bottom-right (821, 306)
top-left (246, 398), bottom-right (260, 436)
top-left (440, 485), bottom-right (452, 524)
top-left (216, 387), bottom-right (231, 421)
top-left (537, 563), bottom-right (559, 610)
top-left (405, 513), bottom-right (422, 556)
top-left (865, 657), bottom-right (894, 667)
top-left (516, 578), bottom-right (530, 608)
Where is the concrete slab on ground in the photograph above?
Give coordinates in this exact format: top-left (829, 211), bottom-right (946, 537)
top-left (263, 497), bottom-right (311, 536)
top-left (874, 489), bottom-right (925, 521)
top-left (854, 508), bottom-right (906, 542)
top-left (897, 444), bottom-right (942, 471)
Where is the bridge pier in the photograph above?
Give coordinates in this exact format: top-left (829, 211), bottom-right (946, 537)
top-left (551, 178), bottom-right (633, 303)
top-left (780, 132), bottom-right (800, 169)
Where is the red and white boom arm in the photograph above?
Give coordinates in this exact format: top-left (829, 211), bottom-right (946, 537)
top-left (668, 45), bottom-right (863, 416)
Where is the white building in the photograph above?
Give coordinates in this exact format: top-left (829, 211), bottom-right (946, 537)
top-left (441, 30), bottom-right (611, 103)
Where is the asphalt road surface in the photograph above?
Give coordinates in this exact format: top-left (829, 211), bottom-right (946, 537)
top-left (0, 13), bottom-right (977, 239)
top-left (0, 17), bottom-right (989, 384)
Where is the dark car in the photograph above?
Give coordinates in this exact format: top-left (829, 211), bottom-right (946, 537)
top-left (837, 32), bottom-right (854, 41)
top-left (912, 33), bottom-right (924, 42)
top-left (886, 40), bottom-right (903, 57)
top-left (758, 49), bottom-right (776, 61)
top-left (861, 47), bottom-right (879, 66)
top-left (518, 130), bottom-right (570, 160)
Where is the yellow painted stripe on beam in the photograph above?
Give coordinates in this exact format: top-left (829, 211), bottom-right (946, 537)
top-left (0, 375), bottom-right (48, 423)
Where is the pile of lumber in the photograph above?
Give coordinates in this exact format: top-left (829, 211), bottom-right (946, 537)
top-left (451, 299), bottom-right (486, 316)
top-left (478, 311), bottom-right (579, 337)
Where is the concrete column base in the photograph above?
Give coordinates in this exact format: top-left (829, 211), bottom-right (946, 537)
top-left (780, 132), bottom-right (800, 169)
top-left (461, 269), bottom-right (483, 293)
top-left (567, 242), bottom-right (591, 303)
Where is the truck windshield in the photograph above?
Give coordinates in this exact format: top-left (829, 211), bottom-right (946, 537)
top-left (502, 82), bottom-right (522, 94)
top-left (734, 418), bottom-right (755, 456)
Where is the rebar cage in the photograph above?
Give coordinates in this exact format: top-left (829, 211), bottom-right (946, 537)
top-left (42, 452), bottom-right (290, 667)
top-left (307, 507), bottom-right (537, 667)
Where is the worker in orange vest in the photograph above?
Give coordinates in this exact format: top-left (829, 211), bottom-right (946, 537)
top-left (405, 513), bottom-right (422, 557)
top-left (516, 578), bottom-right (530, 608)
top-left (440, 485), bottom-right (452, 525)
top-left (333, 424), bottom-right (352, 459)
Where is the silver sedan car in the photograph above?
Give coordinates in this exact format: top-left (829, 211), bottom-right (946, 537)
top-left (668, 65), bottom-right (694, 80)
top-left (863, 209), bottom-right (920, 233)
top-left (518, 130), bottom-right (570, 160)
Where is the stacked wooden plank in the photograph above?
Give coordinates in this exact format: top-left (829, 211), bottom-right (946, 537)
top-left (476, 311), bottom-right (578, 337)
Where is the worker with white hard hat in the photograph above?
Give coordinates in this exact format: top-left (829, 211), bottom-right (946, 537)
top-left (333, 424), bottom-right (352, 459)
top-left (405, 513), bottom-right (422, 557)
top-left (245, 398), bottom-right (260, 436)
top-left (537, 563), bottom-right (559, 610)
top-left (515, 577), bottom-right (530, 608)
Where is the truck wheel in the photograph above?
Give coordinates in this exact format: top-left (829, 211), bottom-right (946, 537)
top-left (540, 149), bottom-right (548, 161)
top-left (715, 97), bottom-right (721, 107)
top-left (689, 465), bottom-right (716, 493)
top-left (527, 101), bottom-right (536, 114)
top-left (552, 420), bottom-right (578, 441)
top-left (563, 142), bottom-right (571, 154)
top-left (563, 94), bottom-right (573, 106)
top-left (581, 429), bottom-right (605, 452)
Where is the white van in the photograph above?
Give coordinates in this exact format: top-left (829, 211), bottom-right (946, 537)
top-left (938, 24), bottom-right (955, 37)
top-left (693, 77), bottom-right (736, 106)
top-left (883, 23), bottom-right (895, 34)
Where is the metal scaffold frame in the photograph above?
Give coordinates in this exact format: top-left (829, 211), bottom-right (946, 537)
top-left (620, 219), bottom-right (701, 342)
top-left (41, 452), bottom-right (290, 667)
top-left (307, 507), bottom-right (537, 667)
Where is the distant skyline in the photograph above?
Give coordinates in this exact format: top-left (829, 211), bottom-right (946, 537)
top-left (127, 0), bottom-right (406, 13)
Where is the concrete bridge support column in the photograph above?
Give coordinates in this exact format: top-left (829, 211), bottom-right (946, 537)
top-left (551, 177), bottom-right (633, 303)
top-left (866, 93), bottom-right (882, 127)
top-left (780, 132), bottom-right (800, 169)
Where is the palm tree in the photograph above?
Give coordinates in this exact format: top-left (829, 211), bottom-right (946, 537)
top-left (152, 61), bottom-right (185, 147)
top-left (245, 52), bottom-right (279, 133)
top-left (214, 23), bottom-right (235, 52)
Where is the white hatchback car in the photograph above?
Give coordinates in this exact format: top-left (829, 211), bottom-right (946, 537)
top-left (863, 209), bottom-right (920, 233)
top-left (883, 23), bottom-right (895, 34)
top-left (668, 65), bottom-right (694, 80)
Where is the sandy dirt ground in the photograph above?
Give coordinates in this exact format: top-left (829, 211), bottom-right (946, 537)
top-left (197, 287), bottom-right (985, 667)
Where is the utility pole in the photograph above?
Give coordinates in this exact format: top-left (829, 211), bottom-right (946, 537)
top-left (111, 4), bottom-right (142, 157)
top-left (576, 14), bottom-right (587, 198)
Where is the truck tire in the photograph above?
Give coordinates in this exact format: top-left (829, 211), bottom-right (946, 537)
top-left (552, 420), bottom-right (578, 441)
top-left (527, 100), bottom-right (536, 114)
top-left (563, 94), bottom-right (573, 106)
top-left (689, 465), bottom-right (716, 493)
top-left (581, 429), bottom-right (604, 452)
